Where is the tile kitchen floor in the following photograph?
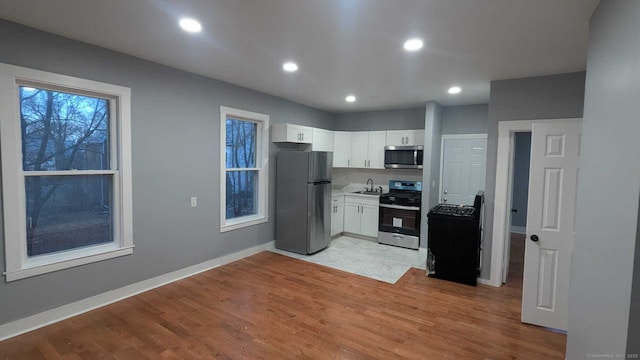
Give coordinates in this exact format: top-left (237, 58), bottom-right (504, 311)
top-left (270, 236), bottom-right (428, 284)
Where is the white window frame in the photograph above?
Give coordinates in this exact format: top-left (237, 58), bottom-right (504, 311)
top-left (220, 106), bottom-right (269, 232)
top-left (0, 63), bottom-right (133, 282)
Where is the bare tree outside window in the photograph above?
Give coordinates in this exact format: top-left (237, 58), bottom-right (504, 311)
top-left (225, 118), bottom-right (258, 219)
top-left (20, 86), bottom-right (113, 256)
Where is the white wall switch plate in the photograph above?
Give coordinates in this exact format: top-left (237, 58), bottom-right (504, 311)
top-left (190, 196), bottom-right (197, 207)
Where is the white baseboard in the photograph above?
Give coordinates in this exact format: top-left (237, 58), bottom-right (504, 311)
top-left (0, 241), bottom-right (275, 342)
top-left (220, 241), bottom-right (275, 265)
top-left (477, 277), bottom-right (500, 287)
top-left (510, 225), bottom-right (526, 234)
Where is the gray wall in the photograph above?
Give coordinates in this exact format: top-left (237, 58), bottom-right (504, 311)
top-left (441, 104), bottom-right (488, 135)
top-left (511, 132), bottom-right (531, 228)
top-left (483, 72), bottom-right (586, 279)
top-left (0, 20), bottom-right (334, 325)
top-left (566, 1), bottom-right (640, 358)
top-left (333, 107), bottom-right (425, 131)
top-left (629, 196), bottom-right (640, 357)
top-left (420, 101), bottom-right (443, 247)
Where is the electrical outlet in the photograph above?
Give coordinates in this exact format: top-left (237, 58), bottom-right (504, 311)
top-left (190, 196), bottom-right (198, 207)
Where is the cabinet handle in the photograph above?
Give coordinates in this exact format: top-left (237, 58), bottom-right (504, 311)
top-left (347, 159), bottom-right (350, 167)
top-left (402, 137), bottom-right (405, 144)
top-left (364, 160), bottom-right (367, 167)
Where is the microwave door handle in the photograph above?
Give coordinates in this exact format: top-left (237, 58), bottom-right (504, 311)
top-left (413, 149), bottom-right (418, 165)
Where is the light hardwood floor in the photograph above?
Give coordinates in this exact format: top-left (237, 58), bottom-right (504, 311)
top-left (0, 240), bottom-right (563, 359)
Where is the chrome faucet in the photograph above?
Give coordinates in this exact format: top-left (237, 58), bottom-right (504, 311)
top-left (367, 178), bottom-right (374, 192)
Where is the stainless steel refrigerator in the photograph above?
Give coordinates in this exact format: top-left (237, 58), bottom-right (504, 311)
top-left (276, 151), bottom-right (332, 254)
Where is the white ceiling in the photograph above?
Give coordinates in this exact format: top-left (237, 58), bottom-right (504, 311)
top-left (0, 0), bottom-right (599, 112)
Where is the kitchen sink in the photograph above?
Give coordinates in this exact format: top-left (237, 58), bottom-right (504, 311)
top-left (353, 190), bottom-right (382, 195)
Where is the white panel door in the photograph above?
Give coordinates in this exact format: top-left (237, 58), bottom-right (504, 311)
top-left (521, 119), bottom-right (581, 331)
top-left (441, 137), bottom-right (487, 205)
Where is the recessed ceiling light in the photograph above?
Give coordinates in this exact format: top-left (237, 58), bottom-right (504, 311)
top-left (448, 86), bottom-right (462, 95)
top-left (345, 95), bottom-right (356, 102)
top-left (283, 62), bottom-right (298, 72)
top-left (403, 38), bottom-right (424, 51)
top-left (179, 18), bottom-right (202, 33)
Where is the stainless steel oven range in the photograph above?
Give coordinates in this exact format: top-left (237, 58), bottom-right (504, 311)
top-left (378, 180), bottom-right (422, 250)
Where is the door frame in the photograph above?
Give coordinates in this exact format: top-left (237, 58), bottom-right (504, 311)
top-left (438, 134), bottom-right (488, 204)
top-left (489, 119), bottom-right (580, 287)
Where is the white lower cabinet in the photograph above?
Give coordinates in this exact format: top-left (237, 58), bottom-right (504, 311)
top-left (359, 205), bottom-right (379, 237)
top-left (343, 195), bottom-right (379, 238)
top-left (331, 195), bottom-right (344, 237)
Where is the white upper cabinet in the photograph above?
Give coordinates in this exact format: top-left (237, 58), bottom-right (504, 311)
top-left (333, 131), bottom-right (351, 167)
top-left (272, 123), bottom-right (313, 144)
top-left (386, 129), bottom-right (425, 146)
top-left (350, 132), bottom-right (369, 168)
top-left (351, 131), bottom-right (386, 169)
top-left (368, 131), bottom-right (387, 168)
top-left (311, 128), bottom-right (334, 152)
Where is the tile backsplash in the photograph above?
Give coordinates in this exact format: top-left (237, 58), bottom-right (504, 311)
top-left (332, 168), bottom-right (422, 187)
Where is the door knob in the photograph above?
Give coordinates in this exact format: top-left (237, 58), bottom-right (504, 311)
top-left (530, 234), bottom-right (539, 242)
top-left (443, 198), bottom-right (447, 202)
top-left (443, 190), bottom-right (448, 194)
top-left (511, 208), bottom-right (518, 213)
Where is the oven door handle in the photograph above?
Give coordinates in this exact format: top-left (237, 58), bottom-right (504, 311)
top-left (379, 204), bottom-right (421, 211)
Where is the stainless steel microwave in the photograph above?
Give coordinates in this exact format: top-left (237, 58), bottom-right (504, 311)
top-left (384, 145), bottom-right (424, 169)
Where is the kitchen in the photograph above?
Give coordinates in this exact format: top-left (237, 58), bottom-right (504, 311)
top-left (272, 118), bottom-right (486, 285)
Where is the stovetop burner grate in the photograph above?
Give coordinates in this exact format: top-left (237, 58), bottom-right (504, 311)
top-left (430, 204), bottom-right (476, 217)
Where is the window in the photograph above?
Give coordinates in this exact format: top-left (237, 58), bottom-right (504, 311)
top-left (0, 63), bottom-right (132, 281)
top-left (220, 106), bottom-right (269, 232)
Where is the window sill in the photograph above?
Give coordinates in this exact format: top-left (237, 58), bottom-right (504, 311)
top-left (220, 215), bottom-right (268, 233)
top-left (4, 244), bottom-right (134, 282)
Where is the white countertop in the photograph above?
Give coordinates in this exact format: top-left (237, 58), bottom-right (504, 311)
top-left (332, 183), bottom-right (387, 197)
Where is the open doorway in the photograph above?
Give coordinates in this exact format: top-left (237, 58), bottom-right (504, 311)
top-left (504, 132), bottom-right (531, 287)
top-left (492, 118), bottom-right (582, 331)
